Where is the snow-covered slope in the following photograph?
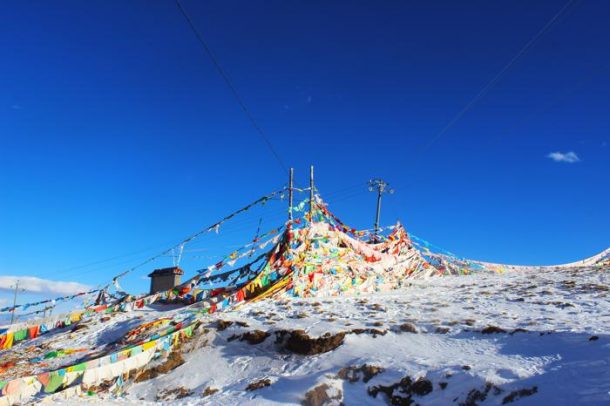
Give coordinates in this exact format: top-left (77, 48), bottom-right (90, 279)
top-left (47, 264), bottom-right (609, 405)
top-left (1, 202), bottom-right (607, 405)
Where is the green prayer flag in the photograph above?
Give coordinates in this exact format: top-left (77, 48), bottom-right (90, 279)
top-left (44, 371), bottom-right (65, 393)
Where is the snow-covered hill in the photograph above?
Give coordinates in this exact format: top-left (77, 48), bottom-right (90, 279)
top-left (1, 199), bottom-right (608, 406)
top-left (44, 264), bottom-right (610, 405)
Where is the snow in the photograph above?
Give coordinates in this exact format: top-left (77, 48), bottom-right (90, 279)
top-left (44, 264), bottom-right (609, 405)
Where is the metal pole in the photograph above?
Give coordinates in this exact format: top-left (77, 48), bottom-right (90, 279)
top-left (288, 168), bottom-right (294, 222)
top-left (309, 165), bottom-right (314, 223)
top-left (374, 188), bottom-right (382, 238)
top-left (10, 280), bottom-right (19, 325)
top-left (368, 178), bottom-right (394, 241)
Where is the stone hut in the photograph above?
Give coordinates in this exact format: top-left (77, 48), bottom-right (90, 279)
top-left (148, 266), bottom-right (184, 294)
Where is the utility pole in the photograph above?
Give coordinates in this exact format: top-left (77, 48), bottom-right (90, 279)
top-left (288, 168), bottom-right (294, 223)
top-left (309, 165), bottom-right (314, 222)
top-left (368, 178), bottom-right (394, 240)
top-left (9, 281), bottom-right (25, 325)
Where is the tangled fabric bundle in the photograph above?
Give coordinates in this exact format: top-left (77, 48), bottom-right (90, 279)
top-left (275, 222), bottom-right (433, 298)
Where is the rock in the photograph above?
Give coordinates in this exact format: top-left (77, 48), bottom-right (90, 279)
top-left (589, 335), bottom-right (599, 341)
top-left (435, 327), bottom-right (450, 334)
top-left (303, 383), bottom-right (343, 406)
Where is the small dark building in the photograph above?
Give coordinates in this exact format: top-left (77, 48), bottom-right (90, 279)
top-left (148, 266), bottom-right (184, 294)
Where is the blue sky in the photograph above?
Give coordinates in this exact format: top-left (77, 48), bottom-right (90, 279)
top-left (0, 1), bottom-right (608, 310)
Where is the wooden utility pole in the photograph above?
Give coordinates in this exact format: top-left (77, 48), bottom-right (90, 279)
top-left (288, 168), bottom-right (294, 222)
top-left (309, 165), bottom-right (314, 222)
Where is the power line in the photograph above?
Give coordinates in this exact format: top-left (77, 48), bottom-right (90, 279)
top-left (175, 0), bottom-right (288, 173)
top-left (419, 0), bottom-right (577, 153)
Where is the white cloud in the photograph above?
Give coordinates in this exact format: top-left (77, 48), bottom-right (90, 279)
top-left (547, 151), bottom-right (580, 163)
top-left (0, 276), bottom-right (91, 296)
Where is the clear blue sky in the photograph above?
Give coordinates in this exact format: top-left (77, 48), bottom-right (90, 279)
top-left (1, 1), bottom-right (608, 306)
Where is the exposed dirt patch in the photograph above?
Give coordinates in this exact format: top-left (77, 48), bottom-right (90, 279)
top-left (411, 378), bottom-right (433, 396)
top-left (368, 303), bottom-right (386, 312)
top-left (399, 323), bottom-right (418, 334)
top-left (502, 386), bottom-right (537, 404)
top-left (134, 351), bottom-right (185, 383)
top-left (303, 383), bottom-right (342, 406)
top-left (350, 328), bottom-right (387, 338)
top-left (481, 326), bottom-right (507, 334)
top-left (156, 386), bottom-right (193, 400)
top-left (579, 283), bottom-right (610, 293)
top-left (71, 324), bottom-right (88, 333)
top-left (368, 376), bottom-right (433, 404)
top-left (240, 330), bottom-right (271, 345)
top-left (216, 319), bottom-right (234, 331)
top-left (435, 326), bottom-right (450, 334)
top-left (337, 364), bottom-right (384, 383)
top-left (459, 382), bottom-right (502, 406)
top-left (202, 386), bottom-right (219, 397)
top-left (278, 330), bottom-right (346, 355)
top-left (85, 378), bottom-right (117, 394)
top-left (182, 325), bottom-right (208, 353)
top-left (246, 378), bottom-right (271, 391)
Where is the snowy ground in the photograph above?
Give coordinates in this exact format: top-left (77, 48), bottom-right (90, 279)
top-left (48, 264), bottom-right (610, 405)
